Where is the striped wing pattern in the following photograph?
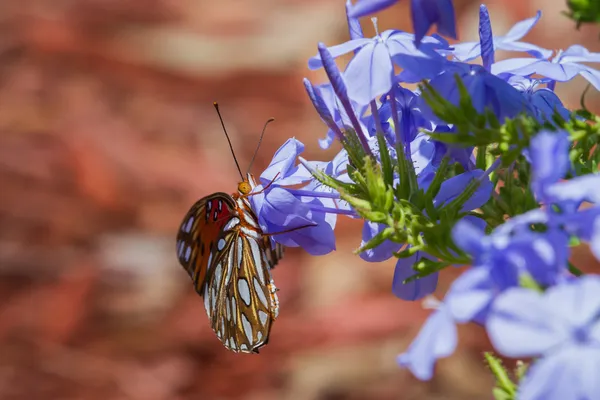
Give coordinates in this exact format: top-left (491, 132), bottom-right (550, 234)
top-left (176, 177), bottom-right (283, 353)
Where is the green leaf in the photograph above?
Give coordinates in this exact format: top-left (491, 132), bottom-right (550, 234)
top-left (355, 226), bottom-right (394, 254)
top-left (564, 0), bottom-right (600, 27)
top-left (485, 352), bottom-right (517, 399)
top-left (377, 133), bottom-right (394, 188)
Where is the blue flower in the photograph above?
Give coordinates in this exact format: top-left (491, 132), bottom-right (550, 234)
top-left (303, 80), bottom-right (346, 150)
top-left (399, 214), bottom-right (571, 381)
top-left (392, 251), bottom-right (438, 300)
top-left (397, 303), bottom-right (457, 380)
top-left (528, 129), bottom-right (571, 201)
top-left (316, 43), bottom-right (373, 153)
top-left (492, 45), bottom-right (600, 91)
top-left (507, 77), bottom-right (571, 122)
top-left (250, 138), bottom-right (338, 255)
top-left (345, 0), bottom-right (365, 41)
top-left (304, 81), bottom-right (369, 149)
top-left (452, 7), bottom-right (551, 66)
top-left (347, 0), bottom-right (457, 47)
top-left (347, 0), bottom-right (400, 18)
top-left (447, 216), bottom-right (570, 324)
top-left (428, 125), bottom-right (475, 171)
top-left (410, 0), bottom-right (457, 46)
top-left (309, 29), bottom-right (449, 105)
top-left (387, 87), bottom-right (433, 144)
top-left (433, 169), bottom-right (493, 212)
top-left (424, 62), bottom-right (536, 123)
top-left (392, 170), bottom-right (493, 301)
top-left (487, 276), bottom-right (600, 400)
top-left (520, 130), bottom-right (600, 260)
top-left (295, 149), bottom-right (355, 215)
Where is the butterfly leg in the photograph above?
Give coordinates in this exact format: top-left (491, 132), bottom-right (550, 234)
top-left (262, 223), bottom-right (318, 237)
top-left (246, 172), bottom-right (281, 197)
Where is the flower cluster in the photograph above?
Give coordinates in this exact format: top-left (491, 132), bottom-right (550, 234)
top-left (248, 0), bottom-right (600, 398)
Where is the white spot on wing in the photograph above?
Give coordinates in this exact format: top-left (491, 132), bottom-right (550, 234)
top-left (215, 263), bottom-right (222, 285)
top-left (225, 249), bottom-right (233, 286)
top-left (223, 217), bottom-right (240, 231)
top-left (237, 237), bottom-right (243, 269)
top-left (207, 252), bottom-right (213, 271)
top-left (258, 310), bottom-right (268, 326)
top-left (203, 284), bottom-right (211, 317)
top-left (231, 297), bottom-right (237, 324)
top-left (185, 246), bottom-right (191, 261)
top-left (177, 241), bottom-right (184, 257)
top-left (207, 201), bottom-right (212, 210)
top-left (257, 331), bottom-right (263, 342)
top-left (238, 279), bottom-right (251, 306)
top-left (241, 226), bottom-right (260, 239)
top-left (218, 200), bottom-right (223, 212)
top-left (248, 239), bottom-right (264, 283)
top-left (229, 337), bottom-right (236, 350)
top-left (184, 217), bottom-right (194, 233)
top-left (254, 278), bottom-right (269, 308)
top-left (241, 313), bottom-right (253, 343)
top-left (217, 238), bottom-right (226, 251)
top-left (226, 297), bottom-right (231, 321)
top-left (240, 344), bottom-right (248, 351)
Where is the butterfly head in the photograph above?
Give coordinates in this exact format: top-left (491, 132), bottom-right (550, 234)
top-left (237, 173), bottom-right (258, 196)
top-left (237, 180), bottom-right (252, 195)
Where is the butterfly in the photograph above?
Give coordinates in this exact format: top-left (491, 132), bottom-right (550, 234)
top-left (175, 103), bottom-right (284, 354)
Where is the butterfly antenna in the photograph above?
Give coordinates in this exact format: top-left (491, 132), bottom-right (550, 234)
top-left (247, 117), bottom-right (275, 175)
top-left (213, 102), bottom-right (244, 180)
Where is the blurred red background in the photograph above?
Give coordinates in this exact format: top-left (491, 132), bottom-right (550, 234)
top-left (0, 1), bottom-right (598, 399)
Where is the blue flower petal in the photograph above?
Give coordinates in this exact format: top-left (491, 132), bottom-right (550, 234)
top-left (487, 288), bottom-right (568, 357)
top-left (452, 218), bottom-right (488, 257)
top-left (308, 38), bottom-right (372, 70)
top-left (518, 346), bottom-right (600, 400)
top-left (392, 251), bottom-right (438, 300)
top-left (347, 0), bottom-right (400, 18)
top-left (503, 11), bottom-right (542, 42)
top-left (478, 5), bottom-right (495, 69)
top-left (345, 0), bottom-right (365, 40)
top-left (260, 138), bottom-right (305, 185)
top-left (397, 306), bottom-right (457, 380)
top-left (546, 174), bottom-right (600, 204)
top-left (360, 221), bottom-right (402, 262)
top-left (560, 45), bottom-right (600, 63)
top-left (411, 0), bottom-right (457, 45)
top-left (434, 169), bottom-right (493, 212)
top-left (529, 129), bottom-right (570, 195)
top-left (255, 187), bottom-right (336, 255)
top-left (445, 266), bottom-right (494, 323)
top-left (543, 275), bottom-right (600, 330)
top-left (345, 42), bottom-right (394, 105)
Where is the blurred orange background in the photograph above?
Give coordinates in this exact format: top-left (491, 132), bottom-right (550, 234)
top-left (0, 1), bottom-right (598, 399)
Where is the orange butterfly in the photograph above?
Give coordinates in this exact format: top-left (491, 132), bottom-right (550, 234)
top-left (176, 103), bottom-right (285, 353)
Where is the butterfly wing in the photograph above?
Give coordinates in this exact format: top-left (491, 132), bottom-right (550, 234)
top-left (203, 221), bottom-right (278, 353)
top-left (176, 193), bottom-right (237, 293)
top-left (264, 238), bottom-right (284, 269)
top-left (177, 176), bottom-right (284, 353)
